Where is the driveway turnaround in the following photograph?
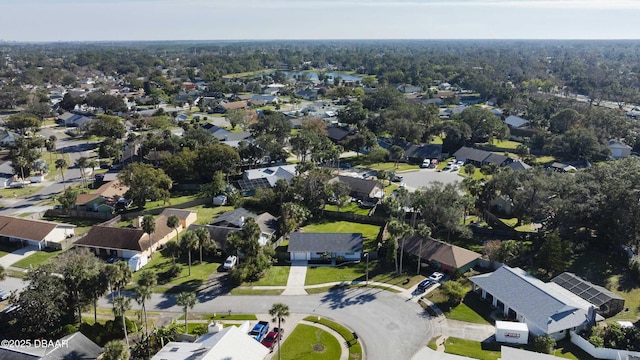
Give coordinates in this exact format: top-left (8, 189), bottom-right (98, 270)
top-left (98, 287), bottom-right (433, 360)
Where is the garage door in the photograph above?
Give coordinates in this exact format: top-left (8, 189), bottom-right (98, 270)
top-left (291, 252), bottom-right (307, 261)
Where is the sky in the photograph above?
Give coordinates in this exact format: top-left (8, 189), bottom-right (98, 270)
top-left (1, 0), bottom-right (640, 42)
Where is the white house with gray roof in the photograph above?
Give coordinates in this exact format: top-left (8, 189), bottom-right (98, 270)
top-left (288, 232), bottom-right (363, 262)
top-left (470, 265), bottom-right (600, 340)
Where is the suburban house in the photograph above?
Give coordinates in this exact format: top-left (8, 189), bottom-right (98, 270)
top-left (505, 159), bottom-right (531, 172)
top-left (152, 325), bottom-right (269, 360)
top-left (453, 147), bottom-right (516, 168)
top-left (74, 179), bottom-right (130, 213)
top-left (397, 84), bottom-right (422, 93)
top-left (402, 236), bottom-right (481, 273)
top-left (551, 272), bottom-right (625, 318)
top-left (250, 94), bottom-right (280, 104)
top-left (327, 126), bottom-right (352, 143)
top-left (0, 215), bottom-right (75, 250)
top-left (403, 144), bottom-right (443, 163)
top-left (296, 88), bottom-right (318, 100)
top-left (470, 265), bottom-right (601, 340)
top-left (208, 207), bottom-right (277, 246)
top-left (0, 129), bottom-right (18, 146)
top-left (504, 115), bottom-right (529, 129)
top-left (548, 162), bottom-right (577, 173)
top-left (74, 208), bottom-right (197, 259)
top-left (608, 139), bottom-right (632, 159)
top-left (57, 112), bottom-right (93, 128)
top-left (213, 130), bottom-right (252, 148)
top-left (0, 332), bottom-right (102, 360)
top-left (288, 232), bottom-right (363, 262)
top-left (213, 100), bottom-right (248, 113)
top-left (329, 175), bottom-right (384, 202)
top-left (238, 164), bottom-right (297, 194)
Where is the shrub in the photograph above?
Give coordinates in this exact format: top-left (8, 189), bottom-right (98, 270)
top-left (533, 334), bottom-right (556, 354)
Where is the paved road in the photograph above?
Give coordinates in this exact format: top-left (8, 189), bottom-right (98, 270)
top-left (98, 287), bottom-right (433, 360)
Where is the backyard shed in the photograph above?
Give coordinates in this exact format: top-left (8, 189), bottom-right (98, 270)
top-left (495, 321), bottom-right (528, 344)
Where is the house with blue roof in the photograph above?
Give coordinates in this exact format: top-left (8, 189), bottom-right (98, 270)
top-left (470, 265), bottom-right (601, 340)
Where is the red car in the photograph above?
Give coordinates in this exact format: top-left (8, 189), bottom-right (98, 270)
top-left (261, 327), bottom-right (284, 351)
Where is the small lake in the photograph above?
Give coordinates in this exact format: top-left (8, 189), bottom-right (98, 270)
top-left (284, 71), bottom-right (362, 82)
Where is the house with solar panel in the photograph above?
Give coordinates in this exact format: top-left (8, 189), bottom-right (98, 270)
top-left (551, 272), bottom-right (625, 318)
top-left (238, 164), bottom-right (297, 195)
top-left (470, 265), bottom-right (602, 340)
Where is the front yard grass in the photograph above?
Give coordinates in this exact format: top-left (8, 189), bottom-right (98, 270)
top-left (305, 260), bottom-right (423, 288)
top-left (0, 186), bottom-right (45, 200)
top-left (479, 139), bottom-right (523, 151)
top-left (302, 221), bottom-right (381, 251)
top-left (356, 162), bottom-right (419, 172)
top-left (243, 265), bottom-right (290, 286)
top-left (280, 324), bottom-right (342, 360)
top-left (131, 192), bottom-right (199, 212)
top-left (128, 250), bottom-right (221, 293)
top-left (0, 250), bottom-right (8, 258)
top-left (425, 287), bottom-right (492, 325)
top-left (12, 249), bottom-right (63, 269)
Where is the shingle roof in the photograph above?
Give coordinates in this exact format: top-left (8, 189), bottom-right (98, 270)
top-left (255, 212), bottom-right (278, 235)
top-left (484, 153), bottom-right (509, 166)
top-left (94, 179), bottom-right (129, 199)
top-left (326, 127), bottom-right (350, 142)
top-left (404, 144), bottom-right (442, 160)
top-left (470, 266), bottom-right (592, 334)
top-left (330, 175), bottom-right (383, 199)
top-left (506, 160), bottom-right (531, 172)
top-left (453, 147), bottom-right (491, 163)
top-left (505, 115), bottom-right (528, 128)
top-left (403, 236), bottom-right (481, 269)
top-left (0, 215), bottom-right (74, 242)
top-left (75, 193), bottom-right (100, 206)
top-left (211, 208), bottom-right (257, 228)
top-left (288, 232), bottom-right (363, 253)
top-left (161, 208), bottom-right (194, 221)
top-left (75, 225), bottom-right (146, 251)
top-left (187, 224), bottom-right (237, 250)
top-left (0, 332), bottom-right (101, 360)
top-left (213, 131), bottom-right (252, 142)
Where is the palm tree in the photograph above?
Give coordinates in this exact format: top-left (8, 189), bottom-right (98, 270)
top-left (194, 227), bottom-right (211, 263)
top-left (0, 265), bottom-right (5, 281)
top-left (88, 158), bottom-right (98, 183)
top-left (55, 158), bottom-right (68, 189)
top-left (415, 223), bottom-right (432, 275)
top-left (75, 156), bottom-right (89, 191)
top-left (166, 215), bottom-right (180, 243)
top-left (141, 215), bottom-right (156, 257)
top-left (153, 324), bottom-right (179, 348)
top-left (176, 292), bottom-right (198, 334)
top-left (165, 240), bottom-right (181, 264)
top-left (102, 339), bottom-right (130, 360)
top-left (180, 231), bottom-right (198, 276)
top-left (269, 303), bottom-right (290, 360)
top-left (113, 295), bottom-right (132, 347)
top-left (387, 219), bottom-right (412, 275)
top-left (46, 135), bottom-right (56, 166)
top-left (134, 285), bottom-right (152, 352)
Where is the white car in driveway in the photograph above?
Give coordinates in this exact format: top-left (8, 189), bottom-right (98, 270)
top-left (223, 255), bottom-right (237, 270)
top-left (428, 272), bottom-right (445, 282)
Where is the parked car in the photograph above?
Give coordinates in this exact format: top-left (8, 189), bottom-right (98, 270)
top-left (456, 160), bottom-right (465, 166)
top-left (223, 255), bottom-right (237, 270)
top-left (261, 327), bottom-right (284, 351)
top-left (429, 272), bottom-right (445, 282)
top-left (0, 289), bottom-right (9, 301)
top-left (429, 159), bottom-right (439, 168)
top-left (421, 159), bottom-right (430, 168)
top-left (249, 321), bottom-right (270, 342)
top-left (416, 279), bottom-right (434, 292)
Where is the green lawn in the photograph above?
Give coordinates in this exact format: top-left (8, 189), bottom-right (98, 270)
top-left (0, 250), bottom-right (8, 258)
top-left (229, 288), bottom-right (284, 295)
top-left (243, 265), bottom-right (291, 286)
top-left (305, 260), bottom-right (423, 288)
top-left (459, 167), bottom-right (486, 181)
top-left (222, 69), bottom-right (275, 79)
top-left (443, 337), bottom-right (500, 360)
top-left (356, 162), bottom-right (419, 172)
top-left (179, 313), bottom-right (257, 321)
top-left (0, 186), bottom-right (45, 199)
top-left (280, 324), bottom-right (342, 360)
top-left (128, 250), bottom-right (221, 293)
top-left (479, 139), bottom-right (523, 151)
top-left (304, 316), bottom-right (363, 359)
top-left (130, 192), bottom-right (199, 212)
top-left (430, 136), bottom-right (444, 145)
top-left (302, 221), bottom-right (381, 251)
top-left (185, 204), bottom-right (234, 225)
top-left (12, 249), bottom-right (62, 269)
top-left (535, 156), bottom-right (557, 164)
top-left (324, 202), bottom-right (371, 216)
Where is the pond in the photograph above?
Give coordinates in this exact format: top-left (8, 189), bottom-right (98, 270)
top-left (285, 71), bottom-right (362, 82)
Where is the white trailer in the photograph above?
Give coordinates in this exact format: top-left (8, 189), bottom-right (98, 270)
top-left (495, 321), bottom-right (528, 344)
